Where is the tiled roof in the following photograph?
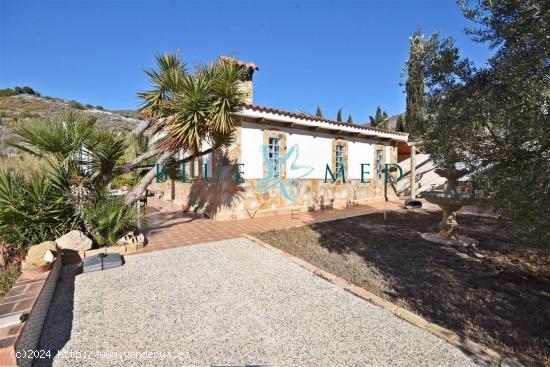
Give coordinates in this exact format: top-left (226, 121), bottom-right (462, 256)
top-left (242, 103), bottom-right (408, 137)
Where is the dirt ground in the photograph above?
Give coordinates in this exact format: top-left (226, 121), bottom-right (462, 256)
top-left (254, 209), bottom-right (550, 367)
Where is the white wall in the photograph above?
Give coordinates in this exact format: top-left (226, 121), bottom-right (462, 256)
top-left (348, 140), bottom-right (374, 180)
top-left (286, 130), bottom-right (333, 179)
top-left (240, 123), bottom-right (264, 179)
top-left (385, 145), bottom-right (392, 164)
top-left (240, 121), bottom-right (386, 180)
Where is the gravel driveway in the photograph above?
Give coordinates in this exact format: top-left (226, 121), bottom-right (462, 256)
top-left (36, 238), bottom-right (481, 367)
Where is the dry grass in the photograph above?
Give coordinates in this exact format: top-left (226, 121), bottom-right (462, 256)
top-left (0, 262), bottom-right (21, 299)
top-left (0, 154), bottom-right (50, 179)
top-left (254, 210), bottom-right (550, 367)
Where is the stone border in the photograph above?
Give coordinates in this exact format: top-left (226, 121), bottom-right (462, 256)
top-left (80, 242), bottom-right (145, 258)
top-left (243, 234), bottom-right (505, 367)
top-left (62, 243), bottom-right (146, 264)
top-left (0, 258), bottom-right (62, 366)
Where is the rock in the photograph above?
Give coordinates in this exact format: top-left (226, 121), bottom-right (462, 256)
top-left (22, 241), bottom-right (58, 270)
top-left (116, 231), bottom-right (145, 247)
top-left (43, 250), bottom-right (55, 263)
top-left (116, 231), bottom-right (135, 246)
top-left (131, 233), bottom-right (145, 246)
top-left (56, 230), bottom-right (93, 252)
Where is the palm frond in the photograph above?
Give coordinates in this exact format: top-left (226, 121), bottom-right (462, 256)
top-left (143, 54), bottom-right (246, 154)
top-left (9, 112), bottom-right (96, 160)
top-left (138, 53), bottom-right (188, 118)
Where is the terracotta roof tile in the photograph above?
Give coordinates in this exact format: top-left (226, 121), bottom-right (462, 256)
top-left (242, 103), bottom-right (408, 137)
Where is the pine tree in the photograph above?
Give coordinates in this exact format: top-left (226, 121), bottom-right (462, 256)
top-left (336, 108), bottom-right (343, 122)
top-left (315, 105), bottom-right (323, 118)
top-left (396, 115), bottom-right (405, 132)
top-left (347, 115), bottom-right (353, 124)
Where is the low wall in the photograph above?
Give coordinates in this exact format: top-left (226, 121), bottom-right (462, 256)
top-left (0, 259), bottom-right (61, 366)
top-left (149, 177), bottom-right (399, 220)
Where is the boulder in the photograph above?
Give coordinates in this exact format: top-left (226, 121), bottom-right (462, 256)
top-left (116, 231), bottom-right (145, 247)
top-left (56, 230), bottom-right (93, 252)
top-left (22, 241), bottom-right (58, 270)
top-left (116, 231), bottom-right (134, 246)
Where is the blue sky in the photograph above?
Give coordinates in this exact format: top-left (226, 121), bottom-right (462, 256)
top-left (0, 0), bottom-right (492, 122)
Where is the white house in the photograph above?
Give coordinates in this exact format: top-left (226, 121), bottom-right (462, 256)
top-left (148, 58), bottom-right (408, 220)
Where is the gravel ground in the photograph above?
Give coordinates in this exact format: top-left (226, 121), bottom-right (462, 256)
top-left (35, 238), bottom-right (481, 367)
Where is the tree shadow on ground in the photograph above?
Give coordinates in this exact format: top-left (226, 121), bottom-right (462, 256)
top-left (256, 210), bottom-right (550, 366)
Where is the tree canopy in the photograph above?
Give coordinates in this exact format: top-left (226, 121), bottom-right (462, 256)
top-left (369, 106), bottom-right (389, 128)
top-left (315, 105), bottom-right (323, 118)
top-left (406, 0), bottom-right (550, 246)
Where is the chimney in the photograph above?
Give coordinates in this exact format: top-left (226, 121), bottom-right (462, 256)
top-left (220, 56), bottom-right (258, 104)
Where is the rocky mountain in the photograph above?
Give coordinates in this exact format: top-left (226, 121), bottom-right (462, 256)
top-left (0, 95), bottom-right (144, 154)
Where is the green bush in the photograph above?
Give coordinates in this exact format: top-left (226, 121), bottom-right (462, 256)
top-left (68, 100), bottom-right (85, 109)
top-left (83, 197), bottom-right (141, 247)
top-left (21, 86), bottom-right (35, 95)
top-left (95, 105), bottom-right (104, 110)
top-left (14, 86), bottom-right (22, 94)
top-left (0, 171), bottom-right (80, 252)
top-left (0, 88), bottom-right (16, 97)
top-left (85, 104), bottom-right (93, 109)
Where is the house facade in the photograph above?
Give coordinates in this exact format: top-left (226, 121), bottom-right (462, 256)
top-left (148, 59), bottom-right (408, 220)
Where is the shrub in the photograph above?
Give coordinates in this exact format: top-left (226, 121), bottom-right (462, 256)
top-left (95, 105), bottom-right (104, 110)
top-left (85, 104), bottom-right (93, 109)
top-left (0, 89), bottom-right (16, 97)
top-left (0, 171), bottom-right (80, 252)
top-left (68, 100), bottom-right (85, 110)
top-left (14, 86), bottom-right (23, 94)
top-left (21, 86), bottom-right (35, 95)
top-left (83, 197), bottom-right (141, 247)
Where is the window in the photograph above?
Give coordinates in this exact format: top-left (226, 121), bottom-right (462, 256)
top-left (268, 137), bottom-right (280, 177)
top-left (335, 144), bottom-right (344, 174)
top-left (75, 147), bottom-right (92, 175)
top-left (376, 149), bottom-right (383, 179)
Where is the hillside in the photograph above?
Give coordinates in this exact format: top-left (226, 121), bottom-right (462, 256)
top-left (0, 95), bottom-right (144, 154)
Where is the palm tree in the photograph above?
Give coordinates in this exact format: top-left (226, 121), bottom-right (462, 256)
top-left (8, 53), bottom-right (247, 208)
top-left (124, 53), bottom-right (247, 203)
top-left (9, 112), bottom-right (134, 244)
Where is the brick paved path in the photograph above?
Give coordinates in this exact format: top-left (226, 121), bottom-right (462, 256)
top-left (139, 198), bottom-right (404, 254)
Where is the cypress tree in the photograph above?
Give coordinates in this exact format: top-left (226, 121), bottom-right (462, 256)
top-left (336, 108), bottom-right (343, 122)
top-left (396, 115), bottom-right (405, 132)
top-left (405, 30), bottom-right (426, 138)
top-left (347, 115), bottom-right (353, 124)
top-left (315, 105), bottom-right (323, 118)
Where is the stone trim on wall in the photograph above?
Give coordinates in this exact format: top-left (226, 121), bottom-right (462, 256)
top-left (331, 138), bottom-right (348, 184)
top-left (262, 129), bottom-right (287, 179)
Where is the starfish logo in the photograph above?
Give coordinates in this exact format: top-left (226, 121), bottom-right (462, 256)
top-left (256, 144), bottom-right (314, 201)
